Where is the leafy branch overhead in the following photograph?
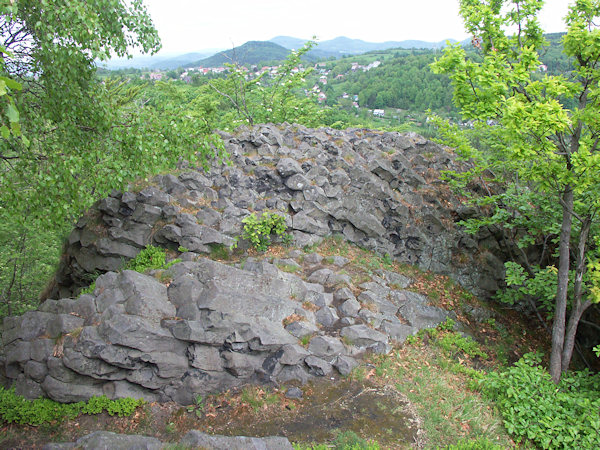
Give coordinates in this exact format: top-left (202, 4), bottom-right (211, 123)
top-left (431, 0), bottom-right (600, 382)
top-left (209, 40), bottom-right (323, 127)
top-left (0, 1), bottom-right (228, 225)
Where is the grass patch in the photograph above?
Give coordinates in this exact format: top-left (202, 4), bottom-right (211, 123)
top-left (276, 262), bottom-right (301, 273)
top-left (124, 245), bottom-right (180, 273)
top-left (209, 243), bottom-right (231, 261)
top-left (240, 386), bottom-right (280, 412)
top-left (364, 344), bottom-right (513, 447)
top-left (300, 334), bottom-right (313, 346)
top-left (294, 430), bottom-right (381, 449)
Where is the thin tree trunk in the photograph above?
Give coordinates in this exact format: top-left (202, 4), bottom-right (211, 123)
top-left (561, 299), bottom-right (592, 373)
top-left (560, 216), bottom-right (592, 373)
top-left (550, 186), bottom-right (573, 383)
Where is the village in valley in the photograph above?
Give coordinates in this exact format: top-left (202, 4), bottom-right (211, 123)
top-left (146, 59), bottom-right (386, 117)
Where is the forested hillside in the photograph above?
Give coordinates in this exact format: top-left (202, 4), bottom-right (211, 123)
top-left (318, 49), bottom-right (455, 112)
top-left (193, 41), bottom-right (299, 67)
top-left (315, 33), bottom-right (571, 116)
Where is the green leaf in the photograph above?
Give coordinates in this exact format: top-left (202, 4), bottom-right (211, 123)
top-left (6, 103), bottom-right (19, 123)
top-left (0, 76), bottom-right (22, 91)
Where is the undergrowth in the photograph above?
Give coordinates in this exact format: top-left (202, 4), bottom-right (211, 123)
top-left (233, 212), bottom-right (293, 251)
top-left (80, 244), bottom-right (179, 294)
top-left (480, 353), bottom-right (600, 449)
top-left (0, 388), bottom-right (145, 426)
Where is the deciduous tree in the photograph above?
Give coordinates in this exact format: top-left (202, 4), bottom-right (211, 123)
top-left (431, 0), bottom-right (600, 382)
top-left (0, 1), bottom-right (227, 315)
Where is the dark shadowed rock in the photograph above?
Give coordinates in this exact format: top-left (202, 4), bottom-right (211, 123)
top-left (44, 430), bottom-right (163, 450)
top-left (305, 355), bottom-right (333, 376)
top-left (334, 355), bottom-right (359, 376)
top-left (308, 336), bottom-right (346, 359)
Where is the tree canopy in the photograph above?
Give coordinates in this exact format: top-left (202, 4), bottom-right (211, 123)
top-left (0, 1), bottom-right (228, 315)
top-left (432, 0), bottom-right (600, 382)
top-left (0, 0), bottom-right (228, 224)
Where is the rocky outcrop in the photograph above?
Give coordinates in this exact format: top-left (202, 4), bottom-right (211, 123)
top-left (1, 124), bottom-right (506, 405)
top-left (44, 430), bottom-right (293, 449)
top-left (51, 124), bottom-right (506, 301)
top-left (1, 248), bottom-right (453, 404)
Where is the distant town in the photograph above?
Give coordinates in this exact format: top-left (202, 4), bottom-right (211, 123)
top-left (146, 59), bottom-right (383, 116)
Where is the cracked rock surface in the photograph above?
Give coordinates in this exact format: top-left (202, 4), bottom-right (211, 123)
top-left (1, 125), bottom-right (507, 405)
top-left (2, 247), bottom-right (454, 404)
top-left (51, 124), bottom-right (508, 300)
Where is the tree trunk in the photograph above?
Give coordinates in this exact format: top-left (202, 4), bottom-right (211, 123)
top-left (549, 186), bottom-right (573, 383)
top-left (561, 299), bottom-right (591, 373)
top-left (560, 216), bottom-right (592, 373)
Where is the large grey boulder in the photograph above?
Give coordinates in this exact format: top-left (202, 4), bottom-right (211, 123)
top-left (43, 431), bottom-right (163, 450)
top-left (394, 290), bottom-right (453, 329)
top-left (44, 430), bottom-right (293, 450)
top-left (180, 430), bottom-right (293, 450)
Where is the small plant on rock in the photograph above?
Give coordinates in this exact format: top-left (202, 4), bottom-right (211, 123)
top-left (0, 388), bottom-right (145, 426)
top-left (124, 245), bottom-right (180, 273)
top-left (186, 395), bottom-right (205, 418)
top-left (240, 212), bottom-right (292, 251)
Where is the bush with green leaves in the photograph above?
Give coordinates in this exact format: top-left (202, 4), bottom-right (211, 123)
top-left (240, 212), bottom-right (292, 251)
top-left (123, 244), bottom-right (179, 273)
top-left (410, 318), bottom-right (488, 361)
top-left (480, 353), bottom-right (600, 449)
top-left (0, 388), bottom-right (145, 426)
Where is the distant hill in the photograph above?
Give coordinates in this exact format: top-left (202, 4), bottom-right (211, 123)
top-left (193, 41), bottom-right (296, 67)
top-left (270, 36), bottom-right (457, 55)
top-left (101, 35), bottom-right (461, 71)
top-left (99, 51), bottom-right (219, 70)
top-left (270, 36), bottom-right (307, 49)
top-left (150, 52), bottom-right (215, 70)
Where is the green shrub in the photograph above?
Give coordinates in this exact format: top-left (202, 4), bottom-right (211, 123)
top-left (409, 319), bottom-right (488, 360)
top-left (124, 245), bottom-right (179, 273)
top-left (481, 353), bottom-right (600, 449)
top-left (240, 212), bottom-right (292, 251)
top-left (434, 332), bottom-right (488, 360)
top-left (0, 388), bottom-right (145, 425)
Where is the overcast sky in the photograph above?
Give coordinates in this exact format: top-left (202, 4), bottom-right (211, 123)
top-left (141, 0), bottom-right (571, 55)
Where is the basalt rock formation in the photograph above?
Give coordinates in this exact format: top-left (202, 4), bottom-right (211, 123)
top-left (52, 124), bottom-right (506, 300)
top-left (1, 125), bottom-right (507, 404)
